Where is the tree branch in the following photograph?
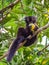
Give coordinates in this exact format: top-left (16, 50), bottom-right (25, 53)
top-left (0, 0), bottom-right (21, 22)
top-left (0, 0), bottom-right (21, 13)
top-left (0, 22), bottom-right (49, 60)
top-left (32, 22), bottom-right (49, 37)
top-left (39, 44), bottom-right (49, 52)
top-left (37, 44), bottom-right (49, 56)
top-left (0, 12), bottom-right (9, 22)
top-left (20, 0), bottom-right (27, 14)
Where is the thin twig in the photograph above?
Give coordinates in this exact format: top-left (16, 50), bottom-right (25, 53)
top-left (0, 0), bottom-right (21, 13)
top-left (0, 12), bottom-right (9, 22)
top-left (37, 44), bottom-right (49, 55)
top-left (40, 44), bottom-right (49, 52)
top-left (20, 0), bottom-right (27, 14)
top-left (0, 52), bottom-right (8, 60)
top-left (0, 0), bottom-right (21, 22)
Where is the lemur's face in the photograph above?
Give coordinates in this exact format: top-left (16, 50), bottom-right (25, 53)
top-left (25, 16), bottom-right (38, 31)
top-left (25, 16), bottom-right (36, 24)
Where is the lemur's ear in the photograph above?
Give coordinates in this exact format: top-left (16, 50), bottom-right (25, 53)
top-left (31, 16), bottom-right (37, 23)
top-left (24, 16), bottom-right (30, 25)
top-left (25, 17), bottom-right (29, 22)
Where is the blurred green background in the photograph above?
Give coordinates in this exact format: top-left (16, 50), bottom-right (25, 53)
top-left (0, 0), bottom-right (49, 65)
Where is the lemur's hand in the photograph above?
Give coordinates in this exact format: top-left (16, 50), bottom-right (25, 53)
top-left (29, 23), bottom-right (36, 32)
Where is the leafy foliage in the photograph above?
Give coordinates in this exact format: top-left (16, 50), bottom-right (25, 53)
top-left (0, 0), bottom-right (49, 65)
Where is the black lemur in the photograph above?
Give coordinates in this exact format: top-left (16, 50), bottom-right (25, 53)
top-left (7, 16), bottom-right (39, 62)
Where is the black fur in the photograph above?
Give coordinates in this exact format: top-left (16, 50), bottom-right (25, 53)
top-left (7, 16), bottom-right (38, 62)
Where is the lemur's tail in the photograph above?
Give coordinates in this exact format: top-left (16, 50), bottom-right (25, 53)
top-left (7, 37), bottom-right (25, 62)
